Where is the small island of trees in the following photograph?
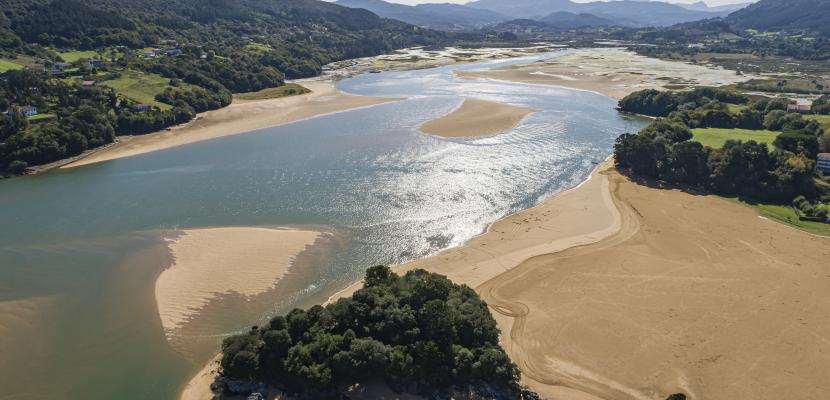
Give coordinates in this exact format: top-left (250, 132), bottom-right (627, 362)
top-left (216, 266), bottom-right (538, 400)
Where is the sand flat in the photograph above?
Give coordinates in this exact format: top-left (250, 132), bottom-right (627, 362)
top-left (181, 161), bottom-right (622, 400)
top-left (479, 171), bottom-right (830, 400)
top-left (182, 162), bottom-right (830, 400)
top-left (155, 227), bottom-right (320, 333)
top-left (419, 98), bottom-right (539, 137)
top-left (457, 48), bottom-right (753, 99)
top-left (65, 81), bottom-right (399, 168)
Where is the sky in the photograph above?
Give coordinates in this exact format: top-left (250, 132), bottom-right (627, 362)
top-left (383, 0), bottom-right (755, 5)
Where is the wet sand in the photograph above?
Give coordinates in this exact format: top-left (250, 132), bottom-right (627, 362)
top-left (181, 161), bottom-right (622, 400)
top-left (456, 48), bottom-right (753, 99)
top-left (182, 161), bottom-right (830, 400)
top-left (480, 171), bottom-right (830, 400)
top-left (65, 81), bottom-right (399, 168)
top-left (419, 98), bottom-right (539, 137)
top-left (155, 227), bottom-right (321, 334)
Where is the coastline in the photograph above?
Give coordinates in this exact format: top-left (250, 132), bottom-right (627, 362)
top-left (180, 159), bottom-right (624, 400)
top-left (178, 47), bottom-right (809, 399)
top-left (478, 169), bottom-right (830, 400)
top-left (63, 80), bottom-right (400, 168)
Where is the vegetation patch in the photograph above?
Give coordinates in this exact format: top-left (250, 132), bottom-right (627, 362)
top-left (615, 88), bottom-right (829, 235)
top-left (100, 70), bottom-right (174, 110)
top-left (725, 196), bottom-right (830, 236)
top-left (215, 266), bottom-right (528, 399)
top-left (692, 127), bottom-right (779, 149)
top-left (57, 50), bottom-right (99, 62)
top-left (0, 58), bottom-right (24, 72)
top-left (233, 83), bottom-right (310, 101)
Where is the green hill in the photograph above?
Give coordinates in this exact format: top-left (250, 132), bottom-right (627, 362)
top-left (725, 0), bottom-right (830, 35)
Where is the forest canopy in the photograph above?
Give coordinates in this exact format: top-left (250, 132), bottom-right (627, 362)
top-left (216, 266), bottom-right (527, 399)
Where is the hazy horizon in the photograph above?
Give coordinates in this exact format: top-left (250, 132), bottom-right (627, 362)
top-left (379, 0), bottom-right (756, 6)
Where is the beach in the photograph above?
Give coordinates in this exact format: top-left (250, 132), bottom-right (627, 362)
top-left (181, 164), bottom-right (830, 400)
top-left (180, 159), bottom-right (624, 400)
top-left (456, 48), bottom-right (753, 99)
top-left (156, 227), bottom-right (322, 335)
top-left (480, 171), bottom-right (830, 400)
top-left (64, 81), bottom-right (399, 168)
top-left (176, 48), bottom-right (826, 399)
top-left (419, 98), bottom-right (539, 137)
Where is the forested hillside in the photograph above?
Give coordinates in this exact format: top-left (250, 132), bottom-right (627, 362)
top-left (0, 0), bottom-right (445, 175)
top-left (726, 0), bottom-right (830, 35)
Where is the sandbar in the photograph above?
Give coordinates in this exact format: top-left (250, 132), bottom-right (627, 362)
top-left (419, 98), bottom-right (539, 138)
top-left (181, 160), bottom-right (622, 400)
top-left (155, 227), bottom-right (321, 334)
top-left (64, 81), bottom-right (399, 168)
top-left (456, 48), bottom-right (753, 99)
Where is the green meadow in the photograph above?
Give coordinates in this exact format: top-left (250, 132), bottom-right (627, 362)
top-left (99, 70), bottom-right (174, 110)
top-left (691, 127), bottom-right (779, 148)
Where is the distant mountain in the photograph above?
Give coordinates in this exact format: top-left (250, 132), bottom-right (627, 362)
top-left (576, 1), bottom-right (733, 26)
top-left (335, 0), bottom-right (508, 30)
top-left (725, 0), bottom-right (830, 34)
top-left (678, 1), bottom-right (753, 13)
top-left (539, 11), bottom-right (614, 29)
top-left (467, 0), bottom-right (732, 27)
top-left (467, 0), bottom-right (579, 19)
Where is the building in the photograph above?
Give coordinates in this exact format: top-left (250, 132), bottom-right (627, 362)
top-left (818, 153), bottom-right (830, 173)
top-left (166, 49), bottom-right (183, 57)
top-left (131, 104), bottom-right (152, 112)
top-left (787, 104), bottom-right (812, 113)
top-left (20, 106), bottom-right (38, 117)
top-left (54, 62), bottom-right (72, 70)
top-left (143, 51), bottom-right (156, 59)
top-left (81, 80), bottom-right (96, 87)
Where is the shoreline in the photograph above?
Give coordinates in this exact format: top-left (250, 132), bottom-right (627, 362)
top-left (181, 159), bottom-right (623, 400)
top-left (477, 169), bottom-right (830, 400)
top-left (63, 80), bottom-right (400, 168)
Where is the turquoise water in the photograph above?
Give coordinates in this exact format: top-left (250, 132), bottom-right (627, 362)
top-left (0, 52), bottom-right (647, 399)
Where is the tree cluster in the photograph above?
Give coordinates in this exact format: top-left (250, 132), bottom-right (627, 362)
top-left (614, 90), bottom-right (826, 202)
top-left (218, 266), bottom-right (522, 399)
top-left (0, 68), bottom-right (230, 173)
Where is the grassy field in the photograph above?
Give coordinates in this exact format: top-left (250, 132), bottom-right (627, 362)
top-left (0, 58), bottom-right (24, 72)
top-left (804, 114), bottom-right (830, 129)
top-left (244, 43), bottom-right (273, 53)
top-left (27, 113), bottom-right (57, 122)
top-left (233, 83), bottom-right (310, 101)
top-left (100, 70), bottom-right (173, 110)
top-left (725, 196), bottom-right (830, 236)
top-left (691, 127), bottom-right (779, 148)
top-left (726, 103), bottom-right (747, 113)
top-left (58, 50), bottom-right (99, 62)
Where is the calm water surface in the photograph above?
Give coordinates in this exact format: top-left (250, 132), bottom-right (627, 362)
top-left (0, 52), bottom-right (646, 399)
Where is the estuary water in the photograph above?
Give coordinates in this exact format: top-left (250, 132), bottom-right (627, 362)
top-left (0, 51), bottom-right (646, 399)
